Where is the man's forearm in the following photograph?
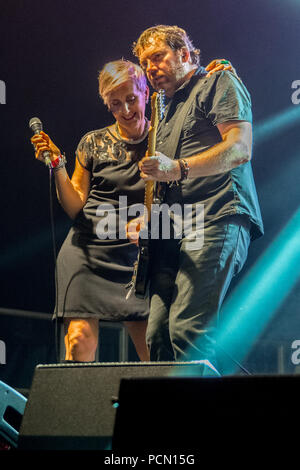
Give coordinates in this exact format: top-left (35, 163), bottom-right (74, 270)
top-left (140, 122), bottom-right (252, 182)
top-left (180, 121), bottom-right (251, 178)
top-left (181, 137), bottom-right (251, 179)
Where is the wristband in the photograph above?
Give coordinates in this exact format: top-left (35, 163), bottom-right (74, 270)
top-left (49, 153), bottom-right (67, 170)
top-left (178, 159), bottom-right (190, 181)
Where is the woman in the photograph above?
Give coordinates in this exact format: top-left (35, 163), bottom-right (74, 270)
top-left (32, 58), bottom-right (233, 362)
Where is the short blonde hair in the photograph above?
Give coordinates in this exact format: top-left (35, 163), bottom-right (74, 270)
top-left (133, 25), bottom-right (200, 66)
top-left (98, 59), bottom-right (147, 104)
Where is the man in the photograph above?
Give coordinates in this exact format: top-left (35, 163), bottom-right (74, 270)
top-left (128, 25), bottom-right (263, 367)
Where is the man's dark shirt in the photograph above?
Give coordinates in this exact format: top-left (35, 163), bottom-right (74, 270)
top-left (156, 68), bottom-right (264, 240)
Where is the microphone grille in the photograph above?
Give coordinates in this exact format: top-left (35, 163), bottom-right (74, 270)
top-left (29, 117), bottom-right (42, 131)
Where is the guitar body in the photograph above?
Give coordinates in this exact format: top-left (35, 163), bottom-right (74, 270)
top-left (133, 180), bottom-right (153, 298)
top-left (132, 233), bottom-right (151, 299)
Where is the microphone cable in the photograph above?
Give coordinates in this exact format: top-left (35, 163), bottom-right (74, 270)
top-left (47, 166), bottom-right (60, 363)
top-left (29, 118), bottom-right (62, 362)
top-left (205, 334), bottom-right (252, 375)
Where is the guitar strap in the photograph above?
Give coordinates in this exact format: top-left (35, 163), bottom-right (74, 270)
top-left (154, 72), bottom-right (207, 203)
top-left (160, 72), bottom-right (207, 161)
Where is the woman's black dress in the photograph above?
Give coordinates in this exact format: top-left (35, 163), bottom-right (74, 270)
top-left (55, 127), bottom-right (149, 321)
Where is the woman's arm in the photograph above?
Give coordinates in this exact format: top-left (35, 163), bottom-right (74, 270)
top-left (55, 158), bottom-right (91, 219)
top-left (31, 131), bottom-right (91, 219)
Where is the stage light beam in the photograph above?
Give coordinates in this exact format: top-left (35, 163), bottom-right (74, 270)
top-left (254, 105), bottom-right (300, 145)
top-left (206, 205), bottom-right (300, 374)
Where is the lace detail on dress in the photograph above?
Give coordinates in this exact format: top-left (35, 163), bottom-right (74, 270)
top-left (76, 127), bottom-right (147, 170)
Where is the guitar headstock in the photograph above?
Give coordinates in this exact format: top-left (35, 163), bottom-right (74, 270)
top-left (150, 90), bottom-right (165, 130)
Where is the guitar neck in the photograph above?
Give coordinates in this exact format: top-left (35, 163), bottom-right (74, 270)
top-left (143, 91), bottom-right (163, 224)
top-left (144, 123), bottom-right (157, 222)
top-left (147, 122), bottom-right (157, 156)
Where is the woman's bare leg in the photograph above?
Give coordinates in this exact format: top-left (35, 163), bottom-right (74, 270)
top-left (64, 318), bottom-right (99, 362)
top-left (123, 320), bottom-right (150, 362)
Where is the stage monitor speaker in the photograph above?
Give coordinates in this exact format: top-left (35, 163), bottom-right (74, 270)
top-left (18, 360), bottom-right (219, 450)
top-left (112, 374), bottom-right (300, 451)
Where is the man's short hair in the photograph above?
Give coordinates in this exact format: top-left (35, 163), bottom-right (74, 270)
top-left (132, 25), bottom-right (201, 66)
top-left (98, 59), bottom-right (147, 104)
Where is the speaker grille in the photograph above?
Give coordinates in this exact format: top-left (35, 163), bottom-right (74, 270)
top-left (19, 360), bottom-right (218, 450)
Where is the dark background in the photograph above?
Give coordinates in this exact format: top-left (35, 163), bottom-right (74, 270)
top-left (0, 0), bottom-right (300, 389)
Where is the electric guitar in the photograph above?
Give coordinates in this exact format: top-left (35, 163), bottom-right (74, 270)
top-left (127, 90), bottom-right (164, 299)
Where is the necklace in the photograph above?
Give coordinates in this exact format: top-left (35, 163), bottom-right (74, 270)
top-left (114, 118), bottom-right (149, 144)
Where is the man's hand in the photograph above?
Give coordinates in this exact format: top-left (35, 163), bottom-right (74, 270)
top-left (139, 152), bottom-right (180, 182)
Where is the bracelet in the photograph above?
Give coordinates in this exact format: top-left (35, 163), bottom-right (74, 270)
top-left (50, 153), bottom-right (67, 170)
top-left (178, 159), bottom-right (190, 181)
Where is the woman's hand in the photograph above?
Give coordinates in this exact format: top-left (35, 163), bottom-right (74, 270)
top-left (205, 59), bottom-right (239, 79)
top-left (31, 130), bottom-right (61, 164)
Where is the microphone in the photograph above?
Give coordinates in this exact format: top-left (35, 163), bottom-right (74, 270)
top-left (29, 117), bottom-right (51, 167)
